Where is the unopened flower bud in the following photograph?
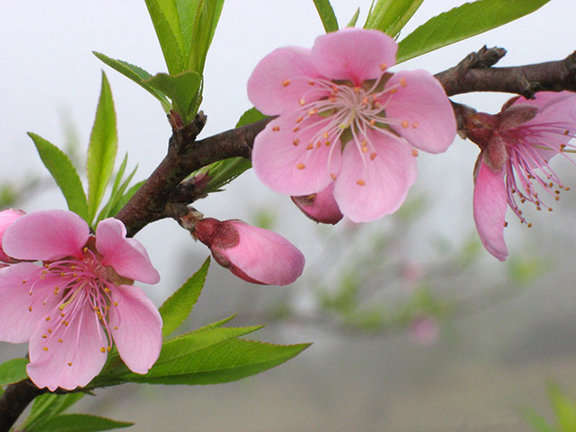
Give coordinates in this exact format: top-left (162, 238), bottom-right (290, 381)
top-left (0, 209), bottom-right (25, 263)
top-left (291, 183), bottom-right (343, 225)
top-left (195, 218), bottom-right (305, 285)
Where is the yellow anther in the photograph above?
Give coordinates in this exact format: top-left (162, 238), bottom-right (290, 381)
top-left (325, 140), bottom-right (331, 146)
top-left (370, 153), bottom-right (377, 160)
top-left (323, 132), bottom-right (329, 139)
top-left (113, 301), bottom-right (119, 307)
top-left (100, 347), bottom-right (106, 353)
top-left (28, 306), bottom-right (32, 312)
top-left (292, 139), bottom-right (300, 146)
top-left (412, 149), bottom-right (419, 157)
top-left (47, 329), bottom-right (52, 334)
top-left (379, 62), bottom-right (388, 71)
top-left (370, 119), bottom-right (376, 127)
top-left (315, 141), bottom-right (322, 148)
top-left (527, 223), bottom-right (532, 228)
top-left (504, 221), bottom-right (508, 227)
top-left (390, 88), bottom-right (398, 94)
top-left (308, 108), bottom-right (318, 116)
top-left (45, 316), bottom-right (51, 322)
top-left (113, 326), bottom-right (119, 330)
top-left (307, 79), bottom-right (315, 86)
top-left (330, 173), bottom-right (337, 180)
top-left (356, 179), bottom-right (366, 186)
top-left (299, 98), bottom-right (306, 106)
top-left (58, 339), bottom-right (63, 343)
top-left (306, 144), bottom-right (314, 150)
top-left (272, 125), bottom-right (280, 132)
top-left (400, 78), bottom-right (407, 87)
top-left (292, 127), bottom-right (300, 132)
top-left (401, 120), bottom-right (409, 128)
top-left (67, 362), bottom-right (73, 367)
top-left (63, 321), bottom-right (69, 327)
top-left (412, 122), bottom-right (419, 128)
top-left (43, 347), bottom-right (48, 352)
top-left (296, 163), bottom-right (306, 170)
top-left (362, 147), bottom-right (369, 153)
top-left (296, 116), bottom-right (304, 123)
top-left (42, 334), bottom-right (47, 339)
top-left (282, 79), bottom-right (291, 87)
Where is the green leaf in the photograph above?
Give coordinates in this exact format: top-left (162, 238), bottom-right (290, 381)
top-left (364, 0), bottom-right (424, 36)
top-left (0, 358), bottom-right (27, 385)
top-left (145, 0), bottom-right (185, 74)
top-left (146, 71), bottom-right (202, 123)
top-left (93, 52), bottom-right (171, 110)
top-left (95, 155), bottom-right (139, 222)
top-left (179, 0), bottom-right (225, 74)
top-left (27, 414), bottom-right (132, 432)
top-left (159, 257), bottom-right (210, 338)
top-left (396, 0), bottom-right (550, 63)
top-left (548, 383), bottom-right (576, 432)
top-left (92, 325), bottom-right (261, 386)
top-left (523, 407), bottom-right (555, 432)
top-left (87, 72), bottom-right (118, 224)
top-left (313, 0), bottom-right (339, 32)
top-left (23, 393), bottom-right (85, 430)
top-left (28, 133), bottom-right (89, 221)
top-left (235, 107), bottom-right (267, 128)
top-left (129, 338), bottom-right (310, 385)
top-left (346, 8), bottom-right (360, 27)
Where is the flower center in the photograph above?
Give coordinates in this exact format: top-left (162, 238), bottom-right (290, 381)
top-left (280, 73), bottom-right (417, 186)
top-left (24, 245), bottom-right (123, 366)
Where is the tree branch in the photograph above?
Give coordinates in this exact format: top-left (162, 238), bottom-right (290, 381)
top-left (0, 380), bottom-right (45, 432)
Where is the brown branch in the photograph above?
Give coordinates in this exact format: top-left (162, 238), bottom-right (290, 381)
top-left (0, 380), bottom-right (45, 432)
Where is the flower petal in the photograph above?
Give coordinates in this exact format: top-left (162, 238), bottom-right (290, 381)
top-left (0, 209), bottom-right (25, 263)
top-left (384, 70), bottom-right (456, 154)
top-left (291, 182), bottom-right (343, 225)
top-left (248, 46), bottom-right (321, 115)
top-left (252, 113), bottom-right (341, 196)
top-left (0, 263), bottom-right (60, 343)
top-left (334, 131), bottom-right (417, 222)
top-left (27, 297), bottom-right (108, 391)
top-left (220, 221), bottom-right (305, 285)
top-left (312, 28), bottom-right (397, 84)
top-left (108, 285), bottom-right (162, 374)
top-left (96, 218), bottom-right (160, 284)
top-left (473, 159), bottom-right (508, 261)
top-left (3, 210), bottom-right (89, 261)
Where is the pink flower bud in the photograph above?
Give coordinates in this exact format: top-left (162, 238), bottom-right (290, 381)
top-left (0, 209), bottom-right (25, 263)
top-left (291, 183), bottom-right (343, 225)
top-left (195, 218), bottom-right (305, 285)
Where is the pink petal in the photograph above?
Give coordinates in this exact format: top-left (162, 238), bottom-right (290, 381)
top-left (334, 131), bottom-right (417, 222)
top-left (218, 221), bottom-right (305, 285)
top-left (96, 218), bottom-right (160, 284)
top-left (384, 70), bottom-right (456, 154)
top-left (108, 285), bottom-right (162, 374)
top-left (473, 159), bottom-right (508, 261)
top-left (0, 263), bottom-right (60, 343)
top-left (291, 182), bottom-right (343, 225)
top-left (0, 209), bottom-right (25, 263)
top-left (247, 46), bottom-right (321, 115)
top-left (27, 298), bottom-right (108, 391)
top-left (3, 210), bottom-right (89, 261)
top-left (312, 28), bottom-right (397, 85)
top-left (252, 113), bottom-right (342, 196)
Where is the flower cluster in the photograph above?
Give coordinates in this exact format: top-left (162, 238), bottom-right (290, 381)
top-left (468, 91), bottom-right (576, 260)
top-left (248, 28), bottom-right (456, 223)
top-left (0, 209), bottom-right (162, 391)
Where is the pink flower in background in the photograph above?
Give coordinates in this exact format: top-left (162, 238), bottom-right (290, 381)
top-left (0, 208), bottom-right (25, 264)
top-left (0, 210), bottom-right (162, 391)
top-left (409, 315), bottom-right (440, 346)
top-left (291, 183), bottom-right (343, 225)
top-left (248, 28), bottom-right (456, 222)
top-left (471, 92), bottom-right (576, 261)
top-left (195, 218), bottom-right (305, 285)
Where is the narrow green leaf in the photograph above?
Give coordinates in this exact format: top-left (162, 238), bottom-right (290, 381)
top-left (145, 0), bottom-right (185, 74)
top-left (548, 383), bottom-right (576, 432)
top-left (313, 0), bottom-right (339, 32)
top-left (346, 8), bottom-right (361, 27)
top-left (159, 258), bottom-right (210, 337)
top-left (95, 155), bottom-right (138, 222)
top-left (93, 52), bottom-right (171, 110)
top-left (28, 133), bottom-right (89, 221)
top-left (23, 393), bottom-right (85, 430)
top-left (179, 0), bottom-right (225, 74)
top-left (397, 0), bottom-right (550, 63)
top-left (235, 107), bottom-right (267, 128)
top-left (522, 408), bottom-right (555, 432)
top-left (93, 325), bottom-right (260, 386)
top-left (364, 0), bottom-right (424, 36)
top-left (146, 71), bottom-right (202, 123)
top-left (87, 72), bottom-right (118, 223)
top-left (129, 339), bottom-right (310, 385)
top-left (28, 414), bottom-right (132, 432)
top-left (0, 358), bottom-right (27, 385)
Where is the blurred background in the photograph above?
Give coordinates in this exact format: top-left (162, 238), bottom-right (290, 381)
top-left (2, 1), bottom-right (576, 431)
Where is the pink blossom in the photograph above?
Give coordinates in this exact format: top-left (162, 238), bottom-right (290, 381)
top-left (195, 218), bottom-right (305, 285)
top-left (291, 183), bottom-right (343, 225)
top-left (0, 210), bottom-right (162, 391)
top-left (409, 315), bottom-right (440, 346)
top-left (470, 92), bottom-right (576, 260)
top-left (0, 208), bottom-right (25, 263)
top-left (248, 28), bottom-right (456, 222)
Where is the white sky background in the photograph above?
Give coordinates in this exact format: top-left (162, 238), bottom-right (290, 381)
top-left (2, 1), bottom-right (576, 429)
